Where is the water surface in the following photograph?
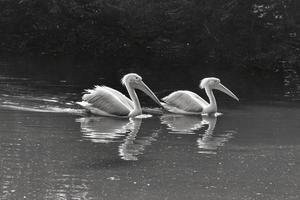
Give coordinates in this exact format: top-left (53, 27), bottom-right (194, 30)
top-left (0, 59), bottom-right (300, 200)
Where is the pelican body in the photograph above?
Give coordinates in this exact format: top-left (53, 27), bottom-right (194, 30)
top-left (162, 77), bottom-right (239, 114)
top-left (77, 73), bottom-right (162, 117)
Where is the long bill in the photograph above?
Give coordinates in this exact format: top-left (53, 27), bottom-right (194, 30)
top-left (215, 83), bottom-right (239, 101)
top-left (134, 81), bottom-right (163, 107)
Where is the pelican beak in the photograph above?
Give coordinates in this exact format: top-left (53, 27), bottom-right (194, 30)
top-left (215, 83), bottom-right (239, 101)
top-left (134, 81), bottom-right (163, 107)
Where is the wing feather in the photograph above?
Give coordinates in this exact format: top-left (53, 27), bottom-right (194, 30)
top-left (162, 90), bottom-right (206, 113)
top-left (99, 86), bottom-right (134, 110)
top-left (82, 86), bottom-right (131, 116)
top-left (184, 91), bottom-right (209, 107)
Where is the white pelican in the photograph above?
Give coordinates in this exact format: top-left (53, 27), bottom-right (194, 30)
top-left (77, 73), bottom-right (162, 117)
top-left (162, 77), bottom-right (239, 114)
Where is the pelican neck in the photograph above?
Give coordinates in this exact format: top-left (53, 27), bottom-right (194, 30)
top-left (205, 87), bottom-right (217, 111)
top-left (125, 83), bottom-right (141, 112)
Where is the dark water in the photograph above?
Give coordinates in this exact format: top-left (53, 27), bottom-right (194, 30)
top-left (0, 58), bottom-right (300, 200)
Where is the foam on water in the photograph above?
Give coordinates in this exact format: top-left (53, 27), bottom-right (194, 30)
top-left (0, 75), bottom-right (85, 115)
top-left (0, 95), bottom-right (83, 115)
top-left (0, 104), bottom-right (86, 115)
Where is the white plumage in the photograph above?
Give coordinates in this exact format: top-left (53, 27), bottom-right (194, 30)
top-left (162, 77), bottom-right (239, 114)
top-left (77, 73), bottom-right (162, 117)
top-left (162, 90), bottom-right (208, 114)
top-left (78, 86), bottom-right (132, 116)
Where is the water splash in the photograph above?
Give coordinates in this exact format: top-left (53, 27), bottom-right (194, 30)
top-left (0, 75), bottom-right (84, 114)
top-left (0, 100), bottom-right (85, 115)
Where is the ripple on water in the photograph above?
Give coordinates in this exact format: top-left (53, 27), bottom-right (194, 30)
top-left (160, 114), bottom-right (236, 155)
top-left (0, 75), bottom-right (83, 115)
top-left (77, 117), bottom-right (160, 161)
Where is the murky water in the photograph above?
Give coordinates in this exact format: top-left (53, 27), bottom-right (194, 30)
top-left (0, 58), bottom-right (300, 200)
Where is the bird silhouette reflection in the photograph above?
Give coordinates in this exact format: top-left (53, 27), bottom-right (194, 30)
top-left (160, 114), bottom-right (235, 154)
top-left (76, 116), bottom-right (159, 160)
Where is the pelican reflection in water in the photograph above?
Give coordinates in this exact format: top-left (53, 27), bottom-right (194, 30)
top-left (76, 116), bottom-right (159, 160)
top-left (160, 114), bottom-right (235, 154)
top-left (77, 73), bottom-right (162, 118)
top-left (162, 77), bottom-right (239, 114)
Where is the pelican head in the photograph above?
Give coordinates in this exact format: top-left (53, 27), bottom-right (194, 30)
top-left (200, 77), bottom-right (239, 101)
top-left (121, 73), bottom-right (162, 106)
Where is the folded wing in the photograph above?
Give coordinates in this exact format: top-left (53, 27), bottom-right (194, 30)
top-left (82, 86), bottom-right (132, 116)
top-left (162, 90), bottom-right (208, 113)
top-left (99, 86), bottom-right (134, 110)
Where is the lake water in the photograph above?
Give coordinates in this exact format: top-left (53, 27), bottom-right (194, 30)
top-left (0, 58), bottom-right (300, 200)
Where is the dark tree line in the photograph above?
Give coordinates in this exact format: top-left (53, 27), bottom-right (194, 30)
top-left (0, 0), bottom-right (299, 74)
